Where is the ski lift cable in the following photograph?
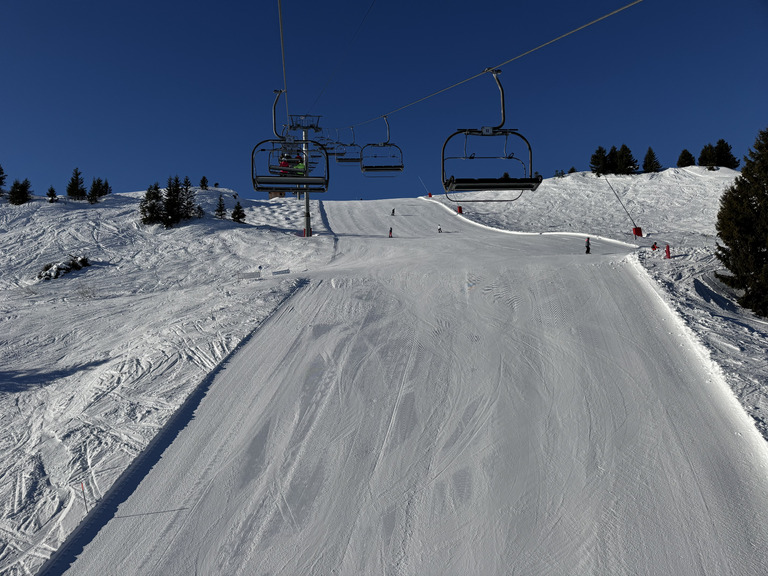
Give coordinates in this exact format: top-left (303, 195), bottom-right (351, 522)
top-left (277, 0), bottom-right (290, 121)
top-left (307, 0), bottom-right (379, 115)
top-left (348, 0), bottom-right (644, 128)
top-left (602, 175), bottom-right (638, 229)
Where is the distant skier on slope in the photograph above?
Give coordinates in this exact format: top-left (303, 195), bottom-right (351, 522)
top-left (585, 237), bottom-right (591, 254)
top-left (389, 227), bottom-right (393, 238)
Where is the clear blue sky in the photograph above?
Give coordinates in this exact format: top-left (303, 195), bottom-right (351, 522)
top-left (2, 0), bottom-right (767, 201)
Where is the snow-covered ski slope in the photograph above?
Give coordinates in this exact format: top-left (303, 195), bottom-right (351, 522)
top-left (45, 187), bottom-right (768, 574)
top-left (3, 167), bottom-right (768, 575)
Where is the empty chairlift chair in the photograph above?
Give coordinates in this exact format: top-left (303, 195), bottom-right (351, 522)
top-left (360, 116), bottom-right (404, 176)
top-left (441, 69), bottom-right (542, 202)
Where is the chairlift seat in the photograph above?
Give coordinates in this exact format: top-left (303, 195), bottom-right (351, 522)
top-left (361, 164), bottom-right (404, 173)
top-left (447, 175), bottom-right (542, 192)
top-left (255, 175), bottom-right (328, 186)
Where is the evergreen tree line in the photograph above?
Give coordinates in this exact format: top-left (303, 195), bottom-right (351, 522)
top-left (64, 167), bottom-right (112, 202)
top-left (140, 176), bottom-right (203, 227)
top-left (213, 193), bottom-right (246, 223)
top-left (589, 140), bottom-right (740, 176)
top-left (0, 164), bottom-right (115, 206)
top-left (0, 163), bottom-right (34, 205)
top-left (139, 172), bottom-right (247, 227)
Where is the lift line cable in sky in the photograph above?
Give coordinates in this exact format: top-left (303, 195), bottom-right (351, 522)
top-left (277, 0), bottom-right (290, 124)
top-left (307, 0), bottom-right (379, 116)
top-left (348, 0), bottom-right (644, 130)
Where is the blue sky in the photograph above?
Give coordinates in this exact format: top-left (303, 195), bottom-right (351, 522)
top-left (2, 0), bottom-right (767, 202)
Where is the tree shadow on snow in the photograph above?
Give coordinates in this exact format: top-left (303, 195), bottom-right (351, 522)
top-left (0, 359), bottom-right (111, 394)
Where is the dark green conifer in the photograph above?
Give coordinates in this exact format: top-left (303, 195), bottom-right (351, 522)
top-left (139, 182), bottom-right (164, 224)
top-left (677, 149), bottom-right (696, 167)
top-left (642, 147), bottom-right (662, 173)
top-left (8, 178), bottom-right (32, 205)
top-left (589, 146), bottom-right (608, 176)
top-left (214, 194), bottom-right (227, 219)
top-left (715, 126), bottom-right (768, 317)
top-left (66, 168), bottom-right (87, 200)
top-left (231, 201), bottom-right (246, 223)
top-left (699, 143), bottom-right (717, 168)
top-left (714, 139), bottom-right (740, 169)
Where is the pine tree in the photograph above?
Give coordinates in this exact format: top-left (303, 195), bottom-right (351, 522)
top-left (677, 149), bottom-right (696, 167)
top-left (8, 178), bottom-right (32, 205)
top-left (616, 144), bottom-right (637, 174)
top-left (606, 146), bottom-right (619, 174)
top-left (715, 126), bottom-right (768, 317)
top-left (642, 147), bottom-right (662, 172)
top-left (87, 177), bottom-right (104, 204)
top-left (699, 143), bottom-right (717, 168)
top-left (66, 168), bottom-right (87, 200)
top-left (568, 166), bottom-right (577, 174)
top-left (181, 177), bottom-right (196, 219)
top-left (200, 176), bottom-right (209, 190)
top-left (214, 194), bottom-right (227, 219)
top-left (714, 139), bottom-right (740, 169)
top-left (0, 163), bottom-right (6, 196)
top-left (139, 182), bottom-right (164, 224)
top-left (164, 175), bottom-right (183, 227)
top-left (231, 201), bottom-right (246, 223)
top-left (589, 146), bottom-right (608, 175)
top-left (47, 186), bottom-right (58, 203)
top-left (100, 178), bottom-right (112, 197)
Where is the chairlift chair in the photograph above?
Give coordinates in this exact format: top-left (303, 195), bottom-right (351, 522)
top-left (360, 116), bottom-right (404, 176)
top-left (251, 90), bottom-right (329, 194)
top-left (441, 70), bottom-right (542, 202)
top-left (336, 127), bottom-right (362, 164)
top-left (251, 138), bottom-right (329, 193)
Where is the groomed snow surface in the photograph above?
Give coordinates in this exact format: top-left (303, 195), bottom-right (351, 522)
top-left (2, 168), bottom-right (768, 575)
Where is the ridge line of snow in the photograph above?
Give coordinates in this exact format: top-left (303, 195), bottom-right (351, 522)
top-left (419, 195), bottom-right (637, 247)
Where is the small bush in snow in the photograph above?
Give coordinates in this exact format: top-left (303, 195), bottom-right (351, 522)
top-left (38, 255), bottom-right (91, 280)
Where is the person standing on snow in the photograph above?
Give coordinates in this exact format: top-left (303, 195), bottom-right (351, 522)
top-left (389, 227), bottom-right (393, 238)
top-left (391, 208), bottom-right (395, 216)
top-left (585, 237), bottom-right (591, 254)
